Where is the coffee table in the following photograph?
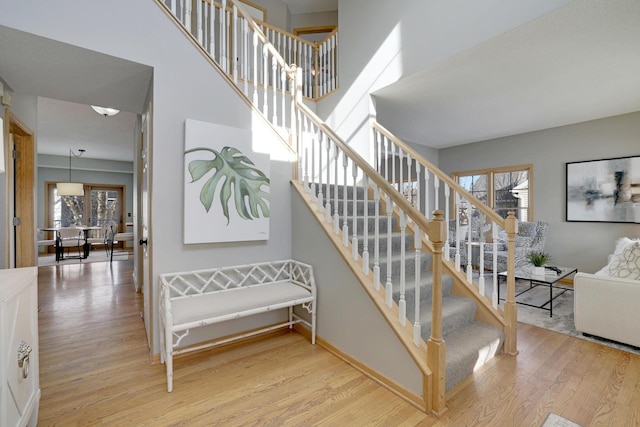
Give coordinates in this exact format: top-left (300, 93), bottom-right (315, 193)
top-left (497, 266), bottom-right (578, 317)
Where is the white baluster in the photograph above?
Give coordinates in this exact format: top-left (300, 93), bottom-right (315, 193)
top-left (271, 57), bottom-right (277, 124)
top-left (184, 0), bottom-right (192, 33)
top-left (310, 119), bottom-right (316, 198)
top-left (399, 147), bottom-right (403, 194)
top-left (317, 131), bottom-right (324, 210)
top-left (382, 135), bottom-right (388, 181)
top-left (424, 169), bottom-right (430, 221)
top-left (252, 32), bottom-right (258, 105)
top-left (262, 45), bottom-right (268, 116)
top-left (454, 193), bottom-right (461, 271)
top-left (373, 184), bottom-right (381, 290)
top-left (325, 137), bottom-right (332, 222)
top-left (195, 0), bottom-right (202, 44)
top-left (478, 212), bottom-right (486, 296)
top-left (333, 144), bottom-right (339, 234)
top-left (467, 208), bottom-right (473, 283)
top-left (330, 35), bottom-right (336, 91)
top-left (362, 175), bottom-right (370, 275)
top-left (416, 163), bottom-right (421, 215)
top-left (303, 119), bottom-right (309, 191)
top-left (444, 184), bottom-right (450, 260)
top-left (385, 194), bottom-right (393, 308)
top-left (209, 2), bottom-right (216, 57)
top-left (170, 0), bottom-right (176, 14)
top-left (434, 177), bottom-right (440, 211)
top-left (373, 127), bottom-right (379, 174)
top-left (243, 19), bottom-right (249, 96)
top-left (281, 68), bottom-right (286, 129)
top-left (220, 0), bottom-right (227, 72)
top-left (406, 156), bottom-right (412, 209)
top-left (413, 226), bottom-right (422, 346)
top-left (399, 210), bottom-right (406, 326)
top-left (342, 152), bottom-right (349, 246)
top-left (232, 6), bottom-right (238, 84)
top-left (390, 139), bottom-right (396, 190)
top-left (492, 222), bottom-right (498, 309)
top-left (351, 161), bottom-right (358, 258)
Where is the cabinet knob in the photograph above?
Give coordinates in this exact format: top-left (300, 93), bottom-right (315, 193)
top-left (17, 341), bottom-right (32, 379)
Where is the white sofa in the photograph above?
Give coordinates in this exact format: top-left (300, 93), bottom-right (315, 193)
top-left (574, 272), bottom-right (640, 348)
top-left (574, 237), bottom-right (640, 348)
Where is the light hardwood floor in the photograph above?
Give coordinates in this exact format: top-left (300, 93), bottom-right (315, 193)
top-left (37, 261), bottom-right (640, 426)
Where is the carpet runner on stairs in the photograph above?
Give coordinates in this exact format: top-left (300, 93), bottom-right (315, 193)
top-left (317, 184), bottom-right (504, 391)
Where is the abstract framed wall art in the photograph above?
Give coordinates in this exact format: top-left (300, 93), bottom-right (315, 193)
top-left (184, 119), bottom-right (270, 243)
top-left (566, 155), bottom-right (640, 223)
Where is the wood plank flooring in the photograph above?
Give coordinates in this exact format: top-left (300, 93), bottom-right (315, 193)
top-left (37, 261), bottom-right (640, 426)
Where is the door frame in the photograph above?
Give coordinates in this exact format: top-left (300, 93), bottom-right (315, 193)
top-left (4, 108), bottom-right (35, 268)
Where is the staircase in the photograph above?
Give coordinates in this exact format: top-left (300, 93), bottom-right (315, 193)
top-left (331, 185), bottom-right (504, 391)
top-left (156, 0), bottom-right (520, 415)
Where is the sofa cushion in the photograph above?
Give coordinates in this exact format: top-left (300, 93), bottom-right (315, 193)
top-left (605, 242), bottom-right (640, 280)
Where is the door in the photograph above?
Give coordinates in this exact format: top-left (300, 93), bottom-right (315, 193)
top-left (138, 103), bottom-right (153, 351)
top-left (6, 110), bottom-right (35, 268)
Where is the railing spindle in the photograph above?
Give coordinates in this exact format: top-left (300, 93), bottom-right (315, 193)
top-left (333, 144), bottom-right (339, 234)
top-left (373, 184), bottom-right (381, 290)
top-left (399, 210), bottom-right (406, 325)
top-left (362, 175), bottom-right (370, 275)
top-left (413, 225), bottom-right (422, 346)
top-left (385, 194), bottom-right (393, 308)
top-left (351, 161), bottom-right (358, 260)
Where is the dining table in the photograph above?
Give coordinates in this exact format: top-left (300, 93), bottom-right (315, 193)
top-left (41, 226), bottom-right (102, 260)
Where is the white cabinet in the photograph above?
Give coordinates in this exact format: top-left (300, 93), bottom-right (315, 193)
top-left (0, 267), bottom-right (40, 427)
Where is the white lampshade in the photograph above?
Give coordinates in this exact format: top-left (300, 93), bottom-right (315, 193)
top-left (91, 105), bottom-right (120, 117)
top-left (57, 182), bottom-right (84, 196)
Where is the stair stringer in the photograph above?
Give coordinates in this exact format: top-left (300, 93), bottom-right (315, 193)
top-left (291, 182), bottom-right (433, 413)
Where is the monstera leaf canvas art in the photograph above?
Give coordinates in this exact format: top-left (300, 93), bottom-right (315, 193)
top-left (184, 119), bottom-right (270, 243)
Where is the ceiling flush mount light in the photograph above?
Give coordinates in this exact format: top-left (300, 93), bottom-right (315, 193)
top-left (57, 149), bottom-right (85, 196)
top-left (91, 105), bottom-right (120, 117)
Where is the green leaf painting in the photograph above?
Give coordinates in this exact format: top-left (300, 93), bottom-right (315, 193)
top-left (186, 146), bottom-right (270, 224)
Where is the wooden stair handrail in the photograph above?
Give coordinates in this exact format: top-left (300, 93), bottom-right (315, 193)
top-left (372, 121), bottom-right (506, 229)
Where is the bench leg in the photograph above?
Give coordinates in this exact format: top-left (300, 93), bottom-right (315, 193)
top-left (311, 302), bottom-right (316, 345)
top-left (288, 306), bottom-right (293, 329)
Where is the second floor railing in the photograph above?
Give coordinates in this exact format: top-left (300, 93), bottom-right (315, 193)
top-left (166, 0), bottom-right (338, 100)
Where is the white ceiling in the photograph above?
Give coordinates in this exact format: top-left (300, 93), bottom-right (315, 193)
top-left (0, 25), bottom-right (151, 162)
top-left (373, 0), bottom-right (640, 148)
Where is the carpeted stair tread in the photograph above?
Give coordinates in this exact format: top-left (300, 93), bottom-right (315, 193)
top-left (441, 322), bottom-right (505, 391)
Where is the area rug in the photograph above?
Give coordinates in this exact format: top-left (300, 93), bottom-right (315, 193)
top-left (38, 250), bottom-right (132, 267)
top-left (541, 412), bottom-right (582, 427)
top-left (485, 275), bottom-right (640, 356)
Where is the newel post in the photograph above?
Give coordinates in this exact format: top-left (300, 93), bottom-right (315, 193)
top-left (427, 210), bottom-right (446, 416)
top-left (504, 211), bottom-right (519, 355)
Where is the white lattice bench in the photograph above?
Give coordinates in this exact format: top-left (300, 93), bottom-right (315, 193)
top-left (158, 259), bottom-right (317, 392)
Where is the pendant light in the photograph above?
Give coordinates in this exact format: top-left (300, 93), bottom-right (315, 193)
top-left (56, 149), bottom-right (85, 196)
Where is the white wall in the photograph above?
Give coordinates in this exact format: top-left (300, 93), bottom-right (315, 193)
top-left (0, 0), bottom-right (294, 354)
top-left (315, 0), bottom-right (571, 162)
top-left (439, 112), bottom-right (640, 274)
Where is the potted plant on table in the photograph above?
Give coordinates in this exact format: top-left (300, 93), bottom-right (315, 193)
top-left (528, 251), bottom-right (551, 276)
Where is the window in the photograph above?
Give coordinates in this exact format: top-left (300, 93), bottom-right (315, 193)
top-left (45, 182), bottom-right (125, 232)
top-left (452, 164), bottom-right (532, 221)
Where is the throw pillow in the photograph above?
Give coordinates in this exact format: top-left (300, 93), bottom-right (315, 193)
top-left (613, 237), bottom-right (640, 255)
top-left (606, 242), bottom-right (640, 280)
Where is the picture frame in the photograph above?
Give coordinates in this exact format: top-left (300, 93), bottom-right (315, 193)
top-left (566, 155), bottom-right (640, 223)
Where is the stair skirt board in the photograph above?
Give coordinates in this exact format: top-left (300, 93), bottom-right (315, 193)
top-left (306, 183), bottom-right (505, 392)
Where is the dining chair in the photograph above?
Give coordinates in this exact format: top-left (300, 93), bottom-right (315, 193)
top-left (56, 226), bottom-right (84, 262)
